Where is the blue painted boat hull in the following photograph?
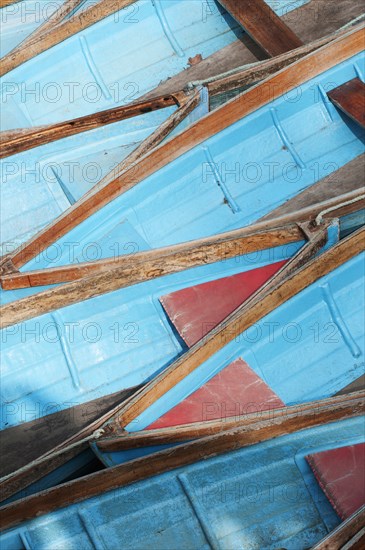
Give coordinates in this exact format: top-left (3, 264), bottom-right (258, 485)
top-left (1, 416), bottom-right (363, 549)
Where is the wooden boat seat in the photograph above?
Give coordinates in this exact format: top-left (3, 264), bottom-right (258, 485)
top-left (307, 443), bottom-right (365, 520)
top-left (328, 78), bottom-right (365, 129)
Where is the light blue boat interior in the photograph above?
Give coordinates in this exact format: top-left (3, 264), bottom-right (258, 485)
top-left (103, 250), bottom-right (365, 447)
top-left (18, 52), bottom-right (365, 274)
top-left (0, 241), bottom-right (303, 431)
top-left (0, 90), bottom-right (206, 254)
top-left (1, 52), bottom-right (364, 432)
top-left (0, 1), bottom-right (308, 129)
top-left (1, 417), bottom-right (363, 550)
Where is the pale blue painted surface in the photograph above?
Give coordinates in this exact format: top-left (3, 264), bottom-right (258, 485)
top-left (115, 251), bottom-right (365, 433)
top-left (0, 242), bottom-right (301, 430)
top-left (1, 417), bottom-right (363, 549)
top-left (0, 89), bottom-right (206, 254)
top-left (0, 1), bottom-right (308, 128)
top-left (1, 52), bottom-right (364, 431)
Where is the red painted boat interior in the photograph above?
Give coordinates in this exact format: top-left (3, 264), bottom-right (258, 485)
top-left (147, 358), bottom-right (285, 429)
top-left (306, 443), bottom-right (365, 520)
top-left (160, 260), bottom-right (287, 347)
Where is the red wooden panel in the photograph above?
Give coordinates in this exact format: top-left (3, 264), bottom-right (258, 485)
top-left (307, 443), bottom-right (365, 520)
top-left (148, 358), bottom-right (285, 429)
top-left (160, 260), bottom-right (286, 347)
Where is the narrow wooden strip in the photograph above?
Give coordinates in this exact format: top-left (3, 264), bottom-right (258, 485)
top-left (207, 25), bottom-right (355, 96)
top-left (0, 93), bottom-right (180, 159)
top-left (328, 78), bottom-right (365, 128)
top-left (116, 227), bottom-right (365, 428)
top-left (0, 223), bottom-right (304, 325)
top-left (97, 391), bottom-right (365, 450)
top-left (0, 0), bottom-right (135, 76)
top-left (216, 0), bottom-right (303, 57)
top-left (6, 26), bottom-right (363, 269)
top-left (312, 506), bottom-right (365, 550)
top-left (1, 225), bottom-right (302, 289)
top-left (0, 392), bottom-right (363, 532)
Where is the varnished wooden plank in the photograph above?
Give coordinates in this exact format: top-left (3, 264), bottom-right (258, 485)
top-left (328, 78), bottom-right (365, 128)
top-left (207, 30), bottom-right (344, 96)
top-left (312, 506), bottom-right (365, 550)
top-left (114, 227), bottom-right (365, 428)
top-left (0, 392), bottom-right (363, 532)
top-left (4, 26), bottom-right (363, 271)
top-left (0, 224), bottom-right (303, 289)
top-left (216, 0), bottom-right (303, 57)
top-left (0, 0), bottom-right (135, 76)
top-left (0, 222), bottom-right (306, 325)
top-left (1, 190), bottom-right (364, 328)
top-left (97, 391), bottom-right (365, 451)
top-left (0, 93), bottom-right (182, 159)
top-left (0, 0), bottom-right (22, 6)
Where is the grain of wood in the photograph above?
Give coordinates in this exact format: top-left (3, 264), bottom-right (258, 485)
top-left (0, 0), bottom-right (135, 76)
top-left (328, 78), bottom-right (365, 128)
top-left (97, 391), bottom-right (365, 450)
top-left (216, 0), bottom-right (303, 57)
top-left (0, 93), bottom-right (181, 159)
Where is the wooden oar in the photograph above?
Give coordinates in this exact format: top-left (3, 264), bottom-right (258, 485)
top-left (216, 0), bottom-right (303, 57)
top-left (0, 391), bottom-right (363, 532)
top-left (0, 92), bottom-right (185, 159)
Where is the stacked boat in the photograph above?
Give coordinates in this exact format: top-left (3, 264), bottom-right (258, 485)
top-left (0, 1), bottom-right (364, 548)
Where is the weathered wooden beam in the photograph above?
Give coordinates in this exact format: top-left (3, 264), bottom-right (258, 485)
top-left (0, 391), bottom-right (363, 532)
top-left (1, 224), bottom-right (303, 289)
top-left (0, 0), bottom-right (22, 7)
top-left (0, 93), bottom-right (183, 159)
top-left (216, 0), bottom-right (303, 57)
top-left (114, 226), bottom-right (365, 428)
top-left (328, 78), bottom-right (365, 128)
top-left (207, 24), bottom-right (359, 96)
top-left (0, 0), bottom-right (135, 76)
top-left (312, 506), bottom-right (365, 550)
top-left (3, 27), bottom-right (362, 270)
top-left (97, 391), bottom-right (365, 450)
top-left (0, 221), bottom-right (307, 326)
top-left (0, 384), bottom-right (141, 502)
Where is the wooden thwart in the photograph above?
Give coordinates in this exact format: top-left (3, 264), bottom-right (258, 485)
top-left (216, 0), bottom-right (303, 57)
top-left (114, 227), bottom-right (365, 429)
top-left (3, 26), bottom-right (363, 271)
top-left (312, 506), bottom-right (365, 550)
top-left (0, 391), bottom-right (363, 532)
top-left (0, 93), bottom-right (185, 159)
top-left (328, 78), bottom-right (365, 128)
